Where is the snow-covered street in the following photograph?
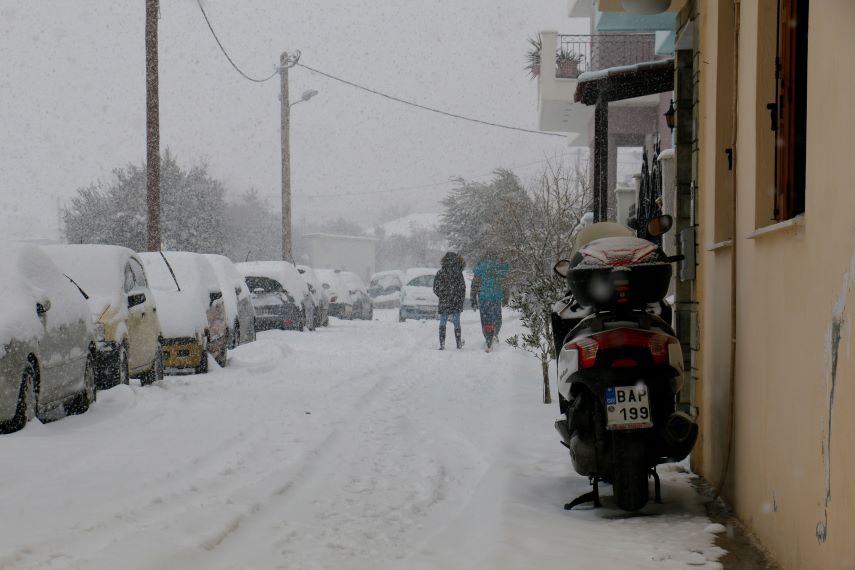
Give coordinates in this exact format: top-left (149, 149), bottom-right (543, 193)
top-left (0, 311), bottom-right (725, 570)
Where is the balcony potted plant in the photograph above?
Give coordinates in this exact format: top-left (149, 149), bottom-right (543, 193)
top-left (556, 48), bottom-right (583, 79)
top-left (525, 35), bottom-right (542, 78)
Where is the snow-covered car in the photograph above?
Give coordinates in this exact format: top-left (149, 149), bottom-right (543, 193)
top-left (399, 268), bottom-right (439, 322)
top-left (340, 271), bottom-right (373, 320)
top-left (368, 270), bottom-right (405, 308)
top-left (204, 254), bottom-right (257, 348)
top-left (0, 243), bottom-right (97, 434)
top-left (297, 265), bottom-right (329, 328)
top-left (237, 261), bottom-right (314, 331)
top-left (43, 244), bottom-right (164, 388)
top-left (314, 269), bottom-right (354, 320)
top-left (138, 252), bottom-right (229, 373)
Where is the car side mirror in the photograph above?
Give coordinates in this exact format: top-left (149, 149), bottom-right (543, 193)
top-left (234, 286), bottom-right (242, 297)
top-left (210, 291), bottom-right (223, 305)
top-left (553, 259), bottom-right (572, 278)
top-left (128, 292), bottom-right (146, 308)
top-left (647, 214), bottom-right (674, 237)
top-left (36, 299), bottom-right (52, 315)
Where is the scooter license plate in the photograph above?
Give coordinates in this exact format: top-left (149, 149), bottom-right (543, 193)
top-left (605, 384), bottom-right (653, 430)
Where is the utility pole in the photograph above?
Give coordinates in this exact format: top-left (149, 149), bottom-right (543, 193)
top-left (145, 0), bottom-right (160, 251)
top-left (280, 51), bottom-right (292, 261)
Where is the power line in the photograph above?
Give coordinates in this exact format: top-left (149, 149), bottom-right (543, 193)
top-left (195, 0), bottom-right (279, 83)
top-left (194, 1), bottom-right (566, 137)
top-left (296, 62), bottom-right (566, 138)
top-left (295, 152), bottom-right (581, 199)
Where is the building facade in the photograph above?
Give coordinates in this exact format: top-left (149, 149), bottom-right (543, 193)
top-left (682, 1), bottom-right (855, 567)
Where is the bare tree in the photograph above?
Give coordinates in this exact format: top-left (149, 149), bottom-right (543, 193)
top-left (504, 159), bottom-right (591, 403)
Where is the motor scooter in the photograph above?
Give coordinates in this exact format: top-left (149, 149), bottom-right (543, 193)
top-left (552, 215), bottom-right (697, 512)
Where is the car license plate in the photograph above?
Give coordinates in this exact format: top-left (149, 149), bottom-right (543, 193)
top-left (605, 384), bottom-right (653, 430)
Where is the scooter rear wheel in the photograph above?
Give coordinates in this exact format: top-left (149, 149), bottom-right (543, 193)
top-left (611, 431), bottom-right (649, 511)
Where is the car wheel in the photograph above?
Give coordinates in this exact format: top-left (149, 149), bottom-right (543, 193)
top-left (66, 353), bottom-right (96, 415)
top-left (0, 362), bottom-right (37, 434)
top-left (110, 344), bottom-right (130, 387)
top-left (140, 342), bottom-right (164, 386)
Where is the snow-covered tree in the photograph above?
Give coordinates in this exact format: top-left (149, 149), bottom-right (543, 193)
top-left (503, 160), bottom-right (590, 403)
top-left (222, 189), bottom-right (281, 262)
top-left (63, 150), bottom-right (226, 253)
top-left (441, 160), bottom-right (589, 403)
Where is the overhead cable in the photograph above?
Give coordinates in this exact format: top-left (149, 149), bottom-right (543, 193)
top-left (195, 0), bottom-right (279, 83)
top-left (296, 62), bottom-right (566, 138)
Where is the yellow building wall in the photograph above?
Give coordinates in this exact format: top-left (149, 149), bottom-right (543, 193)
top-left (695, 1), bottom-right (855, 568)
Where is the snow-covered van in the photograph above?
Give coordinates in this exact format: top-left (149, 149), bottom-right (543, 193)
top-left (43, 244), bottom-right (164, 387)
top-left (138, 252), bottom-right (228, 373)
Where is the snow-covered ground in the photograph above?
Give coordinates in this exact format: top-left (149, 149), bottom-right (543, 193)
top-left (0, 310), bottom-right (725, 569)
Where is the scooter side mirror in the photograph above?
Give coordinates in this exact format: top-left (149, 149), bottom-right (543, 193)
top-left (647, 215), bottom-right (674, 237)
top-left (553, 259), bottom-right (572, 278)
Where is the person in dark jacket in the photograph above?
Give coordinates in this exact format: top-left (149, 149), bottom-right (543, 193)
top-left (433, 252), bottom-right (466, 350)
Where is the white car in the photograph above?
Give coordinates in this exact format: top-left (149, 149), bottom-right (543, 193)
top-left (314, 269), bottom-right (354, 320)
top-left (297, 265), bottom-right (329, 328)
top-left (398, 268), bottom-right (440, 322)
top-left (204, 254), bottom-right (257, 348)
top-left (368, 270), bottom-right (406, 308)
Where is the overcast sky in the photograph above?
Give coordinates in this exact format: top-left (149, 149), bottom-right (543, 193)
top-left (0, 1), bottom-right (588, 238)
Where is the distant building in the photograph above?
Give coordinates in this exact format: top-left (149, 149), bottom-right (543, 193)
top-left (302, 233), bottom-right (378, 282)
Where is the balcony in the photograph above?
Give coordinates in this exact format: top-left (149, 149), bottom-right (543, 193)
top-left (537, 30), bottom-right (657, 135)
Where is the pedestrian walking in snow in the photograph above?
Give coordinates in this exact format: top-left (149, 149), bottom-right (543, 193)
top-left (433, 252), bottom-right (466, 350)
top-left (472, 256), bottom-right (510, 351)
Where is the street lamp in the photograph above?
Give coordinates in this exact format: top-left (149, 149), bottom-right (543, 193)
top-left (291, 89), bottom-right (319, 108)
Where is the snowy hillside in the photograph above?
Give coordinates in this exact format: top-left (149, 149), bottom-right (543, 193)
top-left (378, 213), bottom-right (441, 238)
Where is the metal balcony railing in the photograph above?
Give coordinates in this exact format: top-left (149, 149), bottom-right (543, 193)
top-left (554, 34), bottom-right (656, 79)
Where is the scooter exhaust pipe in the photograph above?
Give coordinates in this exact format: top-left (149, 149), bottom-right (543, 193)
top-left (661, 411), bottom-right (698, 460)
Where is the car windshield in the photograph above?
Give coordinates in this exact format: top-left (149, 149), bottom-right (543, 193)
top-left (407, 275), bottom-right (434, 288)
top-left (245, 276), bottom-right (283, 293)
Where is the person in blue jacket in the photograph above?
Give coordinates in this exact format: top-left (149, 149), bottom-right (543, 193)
top-left (472, 257), bottom-right (509, 351)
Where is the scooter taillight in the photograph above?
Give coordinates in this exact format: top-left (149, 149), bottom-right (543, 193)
top-left (564, 328), bottom-right (676, 368)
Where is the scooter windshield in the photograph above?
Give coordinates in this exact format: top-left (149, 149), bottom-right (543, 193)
top-left (570, 222), bottom-right (635, 257)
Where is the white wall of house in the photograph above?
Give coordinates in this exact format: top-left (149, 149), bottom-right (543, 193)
top-left (302, 233), bottom-right (377, 283)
